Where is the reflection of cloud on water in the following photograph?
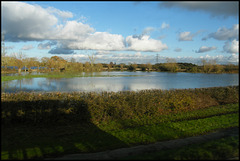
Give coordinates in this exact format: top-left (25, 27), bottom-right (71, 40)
top-left (2, 72), bottom-right (239, 93)
top-left (64, 77), bottom-right (161, 92)
top-left (128, 83), bottom-right (160, 91)
top-left (64, 78), bottom-right (126, 92)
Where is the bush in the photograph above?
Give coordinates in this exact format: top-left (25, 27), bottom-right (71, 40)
top-left (1, 86), bottom-right (239, 125)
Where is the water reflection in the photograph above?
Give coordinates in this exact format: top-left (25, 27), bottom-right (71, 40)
top-left (1, 72), bottom-right (239, 93)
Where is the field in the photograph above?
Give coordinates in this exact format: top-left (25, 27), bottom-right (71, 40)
top-left (1, 86), bottom-right (239, 160)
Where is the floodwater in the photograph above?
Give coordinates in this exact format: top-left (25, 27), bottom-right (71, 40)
top-left (1, 71), bottom-right (239, 93)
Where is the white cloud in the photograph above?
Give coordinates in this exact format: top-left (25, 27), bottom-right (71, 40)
top-left (178, 32), bottom-right (193, 41)
top-left (2, 1), bottom-right (58, 41)
top-left (223, 39), bottom-right (239, 54)
top-left (46, 6), bottom-right (73, 19)
top-left (178, 30), bottom-right (203, 41)
top-left (126, 35), bottom-right (168, 52)
top-left (142, 27), bottom-right (155, 35)
top-left (199, 54), bottom-right (239, 65)
top-left (161, 22), bottom-right (170, 29)
top-left (196, 46), bottom-right (217, 53)
top-left (21, 44), bottom-right (34, 50)
top-left (63, 32), bottom-right (125, 51)
top-left (2, 1), bottom-right (171, 53)
top-left (64, 51), bottom-right (238, 65)
top-left (203, 24), bottom-right (239, 41)
top-left (54, 21), bottom-right (95, 41)
top-left (174, 48), bottom-right (182, 52)
top-left (228, 54), bottom-right (239, 63)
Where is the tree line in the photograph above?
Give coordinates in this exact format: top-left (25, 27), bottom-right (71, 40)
top-left (1, 53), bottom-right (239, 74)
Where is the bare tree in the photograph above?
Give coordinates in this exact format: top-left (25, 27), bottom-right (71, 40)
top-left (11, 52), bottom-right (26, 73)
top-left (1, 34), bottom-right (7, 69)
top-left (88, 53), bottom-right (97, 71)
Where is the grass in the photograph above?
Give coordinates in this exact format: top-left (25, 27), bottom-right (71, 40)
top-left (1, 104), bottom-right (238, 160)
top-left (106, 113), bottom-right (239, 145)
top-left (120, 135), bottom-right (239, 160)
top-left (1, 72), bottom-right (144, 82)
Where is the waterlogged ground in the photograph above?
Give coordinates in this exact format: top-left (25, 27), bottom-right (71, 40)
top-left (1, 71), bottom-right (239, 93)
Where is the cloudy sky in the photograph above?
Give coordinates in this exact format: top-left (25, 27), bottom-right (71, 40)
top-left (1, 1), bottom-right (239, 64)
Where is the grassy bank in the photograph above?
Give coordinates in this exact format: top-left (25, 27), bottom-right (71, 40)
top-left (1, 86), bottom-right (239, 160)
top-left (1, 72), bottom-right (143, 82)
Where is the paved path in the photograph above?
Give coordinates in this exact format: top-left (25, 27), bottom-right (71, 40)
top-left (45, 127), bottom-right (239, 160)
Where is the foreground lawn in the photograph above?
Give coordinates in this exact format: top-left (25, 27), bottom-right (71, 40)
top-left (1, 104), bottom-right (239, 160)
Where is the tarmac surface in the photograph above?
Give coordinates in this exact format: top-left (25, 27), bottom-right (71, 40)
top-left (45, 127), bottom-right (239, 160)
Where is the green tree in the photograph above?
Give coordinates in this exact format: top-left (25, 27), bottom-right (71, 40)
top-left (48, 56), bottom-right (67, 72)
top-left (128, 63), bottom-right (137, 71)
top-left (146, 63), bottom-right (152, 71)
top-left (140, 64), bottom-right (147, 71)
top-left (190, 66), bottom-right (198, 73)
top-left (164, 58), bottom-right (178, 72)
top-left (84, 62), bottom-right (91, 72)
top-left (120, 64), bottom-right (124, 71)
top-left (96, 63), bottom-right (103, 71)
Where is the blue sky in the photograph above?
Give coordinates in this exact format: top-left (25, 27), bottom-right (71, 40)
top-left (1, 1), bottom-right (239, 64)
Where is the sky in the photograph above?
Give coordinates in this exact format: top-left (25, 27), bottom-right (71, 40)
top-left (1, 1), bottom-right (239, 65)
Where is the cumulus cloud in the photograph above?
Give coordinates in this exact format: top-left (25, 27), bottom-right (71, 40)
top-left (2, 1), bottom-right (58, 41)
top-left (202, 24), bottom-right (239, 41)
top-left (195, 46), bottom-right (217, 53)
top-left (159, 1), bottom-right (239, 18)
top-left (1, 2), bottom-right (121, 51)
top-left (21, 44), bottom-right (34, 50)
top-left (2, 1), bottom-right (170, 53)
top-left (142, 27), bottom-right (155, 35)
top-left (174, 48), bottom-right (182, 52)
top-left (228, 54), bottom-right (239, 63)
top-left (126, 35), bottom-right (168, 52)
top-left (62, 32), bottom-right (125, 51)
top-left (48, 47), bottom-right (75, 55)
top-left (199, 54), bottom-right (239, 65)
top-left (161, 22), bottom-right (170, 29)
top-left (223, 39), bottom-right (239, 54)
top-left (46, 6), bottom-right (73, 19)
top-left (178, 31), bottom-right (198, 41)
top-left (53, 21), bottom-right (95, 41)
top-left (38, 41), bottom-right (57, 50)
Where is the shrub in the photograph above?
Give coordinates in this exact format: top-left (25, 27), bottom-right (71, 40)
top-left (1, 86), bottom-right (239, 125)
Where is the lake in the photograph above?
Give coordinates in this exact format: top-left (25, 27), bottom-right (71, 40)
top-left (1, 71), bottom-right (239, 93)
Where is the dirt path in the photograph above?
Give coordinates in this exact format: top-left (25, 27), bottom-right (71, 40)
top-left (45, 127), bottom-right (239, 160)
